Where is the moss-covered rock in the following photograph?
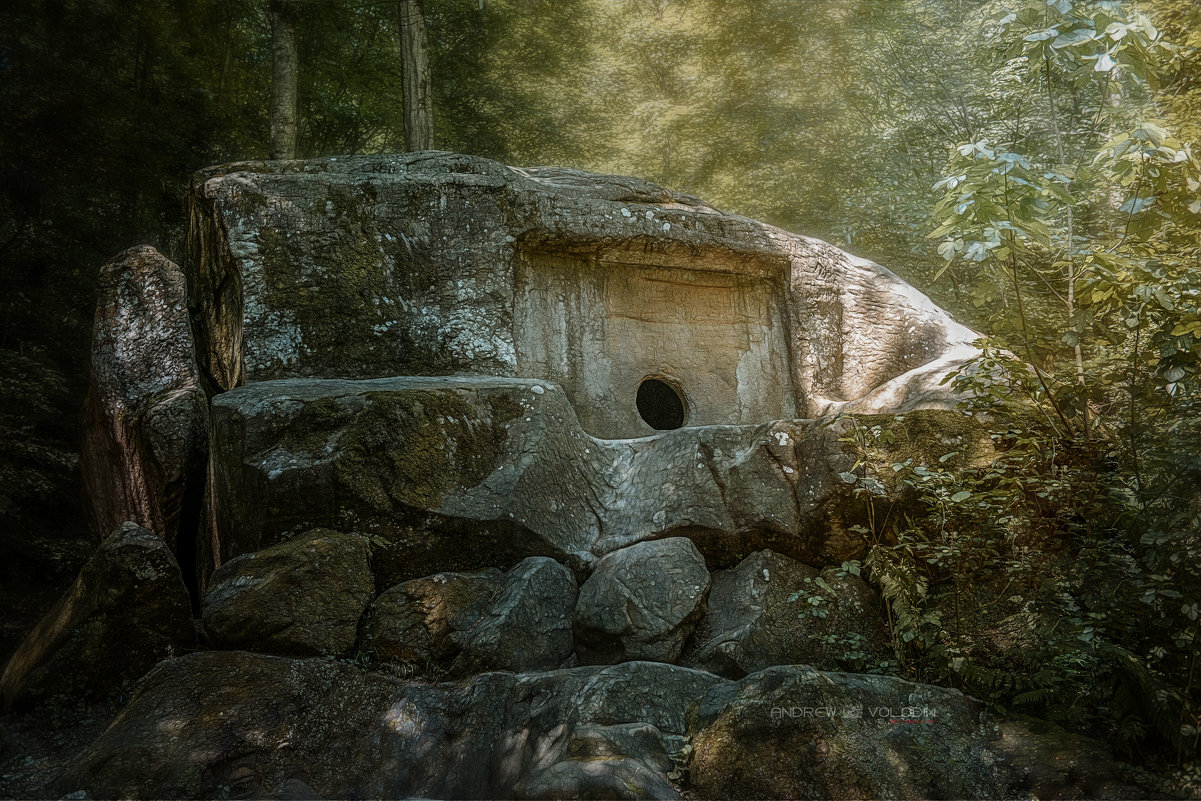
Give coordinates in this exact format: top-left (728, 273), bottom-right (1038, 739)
top-left (187, 152), bottom-right (982, 431)
top-left (0, 522), bottom-right (195, 711)
top-left (201, 528), bottom-right (373, 656)
top-left (682, 549), bottom-right (891, 677)
top-left (360, 568), bottom-right (504, 672)
top-left (687, 666), bottom-right (1162, 800)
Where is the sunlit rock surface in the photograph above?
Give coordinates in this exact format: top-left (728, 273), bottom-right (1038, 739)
top-left (188, 152), bottom-right (980, 435)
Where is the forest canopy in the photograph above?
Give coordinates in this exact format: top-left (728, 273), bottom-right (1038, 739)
top-left (0, 0), bottom-right (1199, 773)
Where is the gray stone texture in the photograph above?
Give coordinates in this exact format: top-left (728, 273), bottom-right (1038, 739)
top-left (201, 528), bottom-right (373, 656)
top-left (451, 556), bottom-right (578, 674)
top-left (682, 549), bottom-right (891, 677)
top-left (211, 377), bottom-right (991, 584)
top-left (574, 538), bottom-right (711, 665)
top-left (186, 153), bottom-right (980, 435)
top-left (57, 651), bottom-right (1160, 801)
top-left (0, 522), bottom-right (195, 710)
top-left (81, 246), bottom-right (207, 559)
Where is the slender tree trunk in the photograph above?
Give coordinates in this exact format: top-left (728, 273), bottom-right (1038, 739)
top-left (399, 0), bottom-right (433, 151)
top-left (268, 0), bottom-right (298, 160)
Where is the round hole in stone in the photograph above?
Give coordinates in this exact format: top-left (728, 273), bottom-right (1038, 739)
top-left (636, 377), bottom-right (687, 431)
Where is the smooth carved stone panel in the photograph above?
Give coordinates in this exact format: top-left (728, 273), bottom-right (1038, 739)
top-left (515, 250), bottom-right (796, 438)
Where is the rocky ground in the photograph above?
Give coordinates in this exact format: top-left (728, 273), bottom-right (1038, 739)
top-left (0, 523), bottom-right (1178, 800)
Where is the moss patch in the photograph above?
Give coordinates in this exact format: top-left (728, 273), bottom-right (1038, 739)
top-left (853, 409), bottom-right (997, 476)
top-left (335, 390), bottom-right (506, 513)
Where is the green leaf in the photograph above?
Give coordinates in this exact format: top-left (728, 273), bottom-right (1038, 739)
top-left (1092, 52), bottom-right (1117, 72)
top-left (1052, 28), bottom-right (1094, 49)
top-left (950, 490), bottom-right (972, 503)
top-left (1119, 196), bottom-right (1155, 214)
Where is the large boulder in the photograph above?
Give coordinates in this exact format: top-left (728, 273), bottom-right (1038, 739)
top-left (575, 538), bottom-right (710, 665)
top-left (360, 568), bottom-right (504, 672)
top-left (0, 522), bottom-right (195, 710)
top-left (687, 665), bottom-right (1161, 800)
top-left (682, 549), bottom-right (892, 677)
top-left (201, 528), bottom-right (373, 656)
top-left (210, 377), bottom-right (986, 585)
top-left (451, 556), bottom-right (578, 674)
top-left (56, 651), bottom-right (713, 800)
top-left (187, 154), bottom-right (980, 427)
top-left (55, 652), bottom-right (1161, 801)
top-left (513, 756), bottom-right (680, 800)
top-left (81, 246), bottom-right (207, 573)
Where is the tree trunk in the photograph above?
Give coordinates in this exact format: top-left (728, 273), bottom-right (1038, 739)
top-left (268, 0), bottom-right (298, 160)
top-left (399, 0), bottom-right (433, 151)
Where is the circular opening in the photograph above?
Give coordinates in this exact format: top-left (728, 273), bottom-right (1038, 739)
top-left (636, 378), bottom-right (687, 431)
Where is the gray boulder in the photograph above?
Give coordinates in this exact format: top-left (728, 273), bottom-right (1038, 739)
top-left (202, 528), bottom-right (373, 656)
top-left (56, 651), bottom-right (716, 800)
top-left (687, 665), bottom-right (1160, 800)
top-left (575, 538), bottom-right (710, 665)
top-left (452, 556), bottom-right (578, 674)
top-left (208, 375), bottom-right (1000, 585)
top-left (81, 246), bottom-right (207, 570)
top-left (683, 549), bottom-right (891, 677)
top-left (55, 651), bottom-right (1161, 801)
top-left (514, 756), bottom-right (681, 800)
top-left (360, 568), bottom-right (504, 672)
top-left (0, 522), bottom-right (195, 710)
top-left (187, 154), bottom-right (980, 424)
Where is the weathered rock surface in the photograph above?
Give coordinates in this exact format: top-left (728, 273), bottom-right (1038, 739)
top-left (187, 153), bottom-right (980, 438)
top-left (56, 651), bottom-right (1160, 800)
top-left (360, 568), bottom-right (503, 671)
top-left (687, 666), bottom-right (1160, 800)
top-left (575, 538), bottom-right (710, 665)
top-left (57, 652), bottom-right (711, 800)
top-left (566, 660), bottom-right (723, 735)
top-left (564, 722), bottom-right (677, 774)
top-left (451, 556), bottom-right (577, 674)
top-left (81, 246), bottom-right (207, 568)
top-left (212, 377), bottom-right (992, 582)
top-left (683, 549), bottom-right (891, 677)
top-left (201, 528), bottom-right (373, 656)
top-left (0, 523), bottom-right (195, 710)
top-left (513, 756), bottom-right (681, 800)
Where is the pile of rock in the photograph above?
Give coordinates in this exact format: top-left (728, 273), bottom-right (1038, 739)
top-left (196, 531), bottom-right (892, 681)
top-left (7, 525), bottom-right (1155, 800)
